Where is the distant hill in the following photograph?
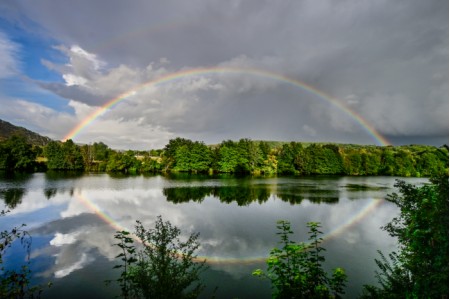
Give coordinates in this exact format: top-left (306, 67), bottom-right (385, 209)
top-left (0, 119), bottom-right (52, 146)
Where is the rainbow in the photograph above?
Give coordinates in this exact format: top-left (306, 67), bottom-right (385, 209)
top-left (67, 67), bottom-right (390, 265)
top-left (63, 66), bottom-right (390, 146)
top-left (74, 192), bottom-right (384, 265)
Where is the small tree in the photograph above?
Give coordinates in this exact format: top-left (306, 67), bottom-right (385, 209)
top-left (362, 175), bottom-right (449, 298)
top-left (253, 221), bottom-right (347, 298)
top-left (110, 216), bottom-right (207, 299)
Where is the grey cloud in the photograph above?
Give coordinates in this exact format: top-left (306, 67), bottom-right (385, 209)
top-left (1, 0), bottom-right (447, 146)
top-left (37, 81), bottom-right (110, 106)
top-left (31, 213), bottom-right (106, 235)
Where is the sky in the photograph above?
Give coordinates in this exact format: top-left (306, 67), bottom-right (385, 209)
top-left (0, 0), bottom-right (447, 150)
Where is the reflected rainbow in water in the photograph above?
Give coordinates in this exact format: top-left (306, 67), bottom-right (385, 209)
top-left (73, 190), bottom-right (384, 265)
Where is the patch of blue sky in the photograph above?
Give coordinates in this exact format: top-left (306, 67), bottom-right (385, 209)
top-left (0, 16), bottom-right (73, 113)
top-left (0, 77), bottom-right (74, 113)
top-left (0, 201), bottom-right (69, 232)
top-left (0, 16), bottom-right (65, 81)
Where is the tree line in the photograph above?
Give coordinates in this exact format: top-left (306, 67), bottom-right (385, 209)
top-left (0, 135), bottom-right (448, 177)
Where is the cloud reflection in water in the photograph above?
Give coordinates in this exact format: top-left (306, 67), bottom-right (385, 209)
top-left (0, 174), bottom-right (425, 298)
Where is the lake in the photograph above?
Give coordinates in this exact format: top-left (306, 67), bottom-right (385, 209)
top-left (0, 172), bottom-right (428, 298)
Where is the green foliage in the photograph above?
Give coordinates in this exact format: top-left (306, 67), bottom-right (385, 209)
top-left (0, 136), bottom-right (38, 172)
top-left (106, 151), bottom-right (140, 173)
top-left (259, 141), bottom-right (271, 161)
top-left (44, 140), bottom-right (84, 171)
top-left (140, 157), bottom-right (162, 172)
top-left (217, 140), bottom-right (240, 172)
top-left (0, 209), bottom-right (50, 298)
top-left (217, 140), bottom-right (241, 173)
top-left (162, 137), bottom-right (193, 171)
top-left (298, 144), bottom-right (343, 175)
top-left (107, 230), bottom-right (137, 299)
top-left (237, 138), bottom-right (260, 172)
top-left (80, 142), bottom-right (112, 171)
top-left (93, 142), bottom-right (110, 161)
top-left (3, 134), bottom-right (448, 176)
top-left (253, 220), bottom-right (347, 298)
top-left (162, 138), bottom-right (212, 173)
top-left (109, 216), bottom-right (207, 299)
top-left (342, 149), bottom-right (362, 175)
top-left (103, 139), bottom-right (448, 176)
top-left (361, 251), bottom-right (412, 299)
top-left (362, 175), bottom-right (449, 298)
top-left (173, 141), bottom-right (211, 173)
top-left (278, 142), bottom-right (303, 174)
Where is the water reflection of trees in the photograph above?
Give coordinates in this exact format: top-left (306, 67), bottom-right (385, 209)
top-left (163, 185), bottom-right (339, 206)
top-left (45, 171), bottom-right (84, 180)
top-left (214, 186), bottom-right (271, 205)
top-left (163, 187), bottom-right (212, 203)
top-left (0, 188), bottom-right (26, 208)
top-left (44, 188), bottom-right (58, 199)
top-left (0, 172), bottom-right (32, 209)
top-left (164, 186), bottom-right (271, 206)
top-left (276, 186), bottom-right (339, 205)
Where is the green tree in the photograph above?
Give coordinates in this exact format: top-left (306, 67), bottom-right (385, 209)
top-left (362, 175), bottom-right (449, 298)
top-left (393, 149), bottom-right (415, 177)
top-left (306, 144), bottom-right (343, 175)
top-left (237, 138), bottom-right (260, 172)
top-left (253, 221), bottom-right (347, 298)
top-left (61, 139), bottom-right (84, 170)
top-left (380, 147), bottom-right (395, 175)
top-left (106, 151), bottom-right (140, 173)
top-left (162, 138), bottom-right (193, 171)
top-left (0, 136), bottom-right (37, 172)
top-left (174, 145), bottom-right (191, 172)
top-left (93, 142), bottom-right (110, 161)
top-left (44, 140), bottom-right (84, 170)
top-left (140, 157), bottom-right (162, 173)
top-left (110, 216), bottom-right (207, 299)
top-left (278, 142), bottom-right (303, 174)
top-left (360, 150), bottom-right (381, 175)
top-left (259, 141), bottom-right (271, 161)
top-left (415, 150), bottom-right (445, 176)
top-left (189, 141), bottom-right (211, 172)
top-left (170, 141), bottom-right (211, 173)
top-left (342, 149), bottom-right (362, 175)
top-left (217, 140), bottom-right (240, 173)
top-left (44, 141), bottom-right (64, 170)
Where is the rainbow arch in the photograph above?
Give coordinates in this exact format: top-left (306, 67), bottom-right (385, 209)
top-left (64, 67), bottom-right (391, 264)
top-left (63, 66), bottom-right (390, 146)
top-left (74, 192), bottom-right (384, 265)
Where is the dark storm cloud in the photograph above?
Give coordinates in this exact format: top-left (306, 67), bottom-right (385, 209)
top-left (1, 0), bottom-right (447, 146)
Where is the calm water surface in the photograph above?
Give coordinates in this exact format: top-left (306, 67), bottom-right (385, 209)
top-left (0, 173), bottom-right (427, 298)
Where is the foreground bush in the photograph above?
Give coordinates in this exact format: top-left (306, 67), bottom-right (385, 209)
top-left (362, 175), bottom-right (448, 298)
top-left (109, 215), bottom-right (207, 299)
top-left (253, 221), bottom-right (347, 298)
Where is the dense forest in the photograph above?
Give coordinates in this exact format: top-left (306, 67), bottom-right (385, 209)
top-left (0, 135), bottom-right (448, 177)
